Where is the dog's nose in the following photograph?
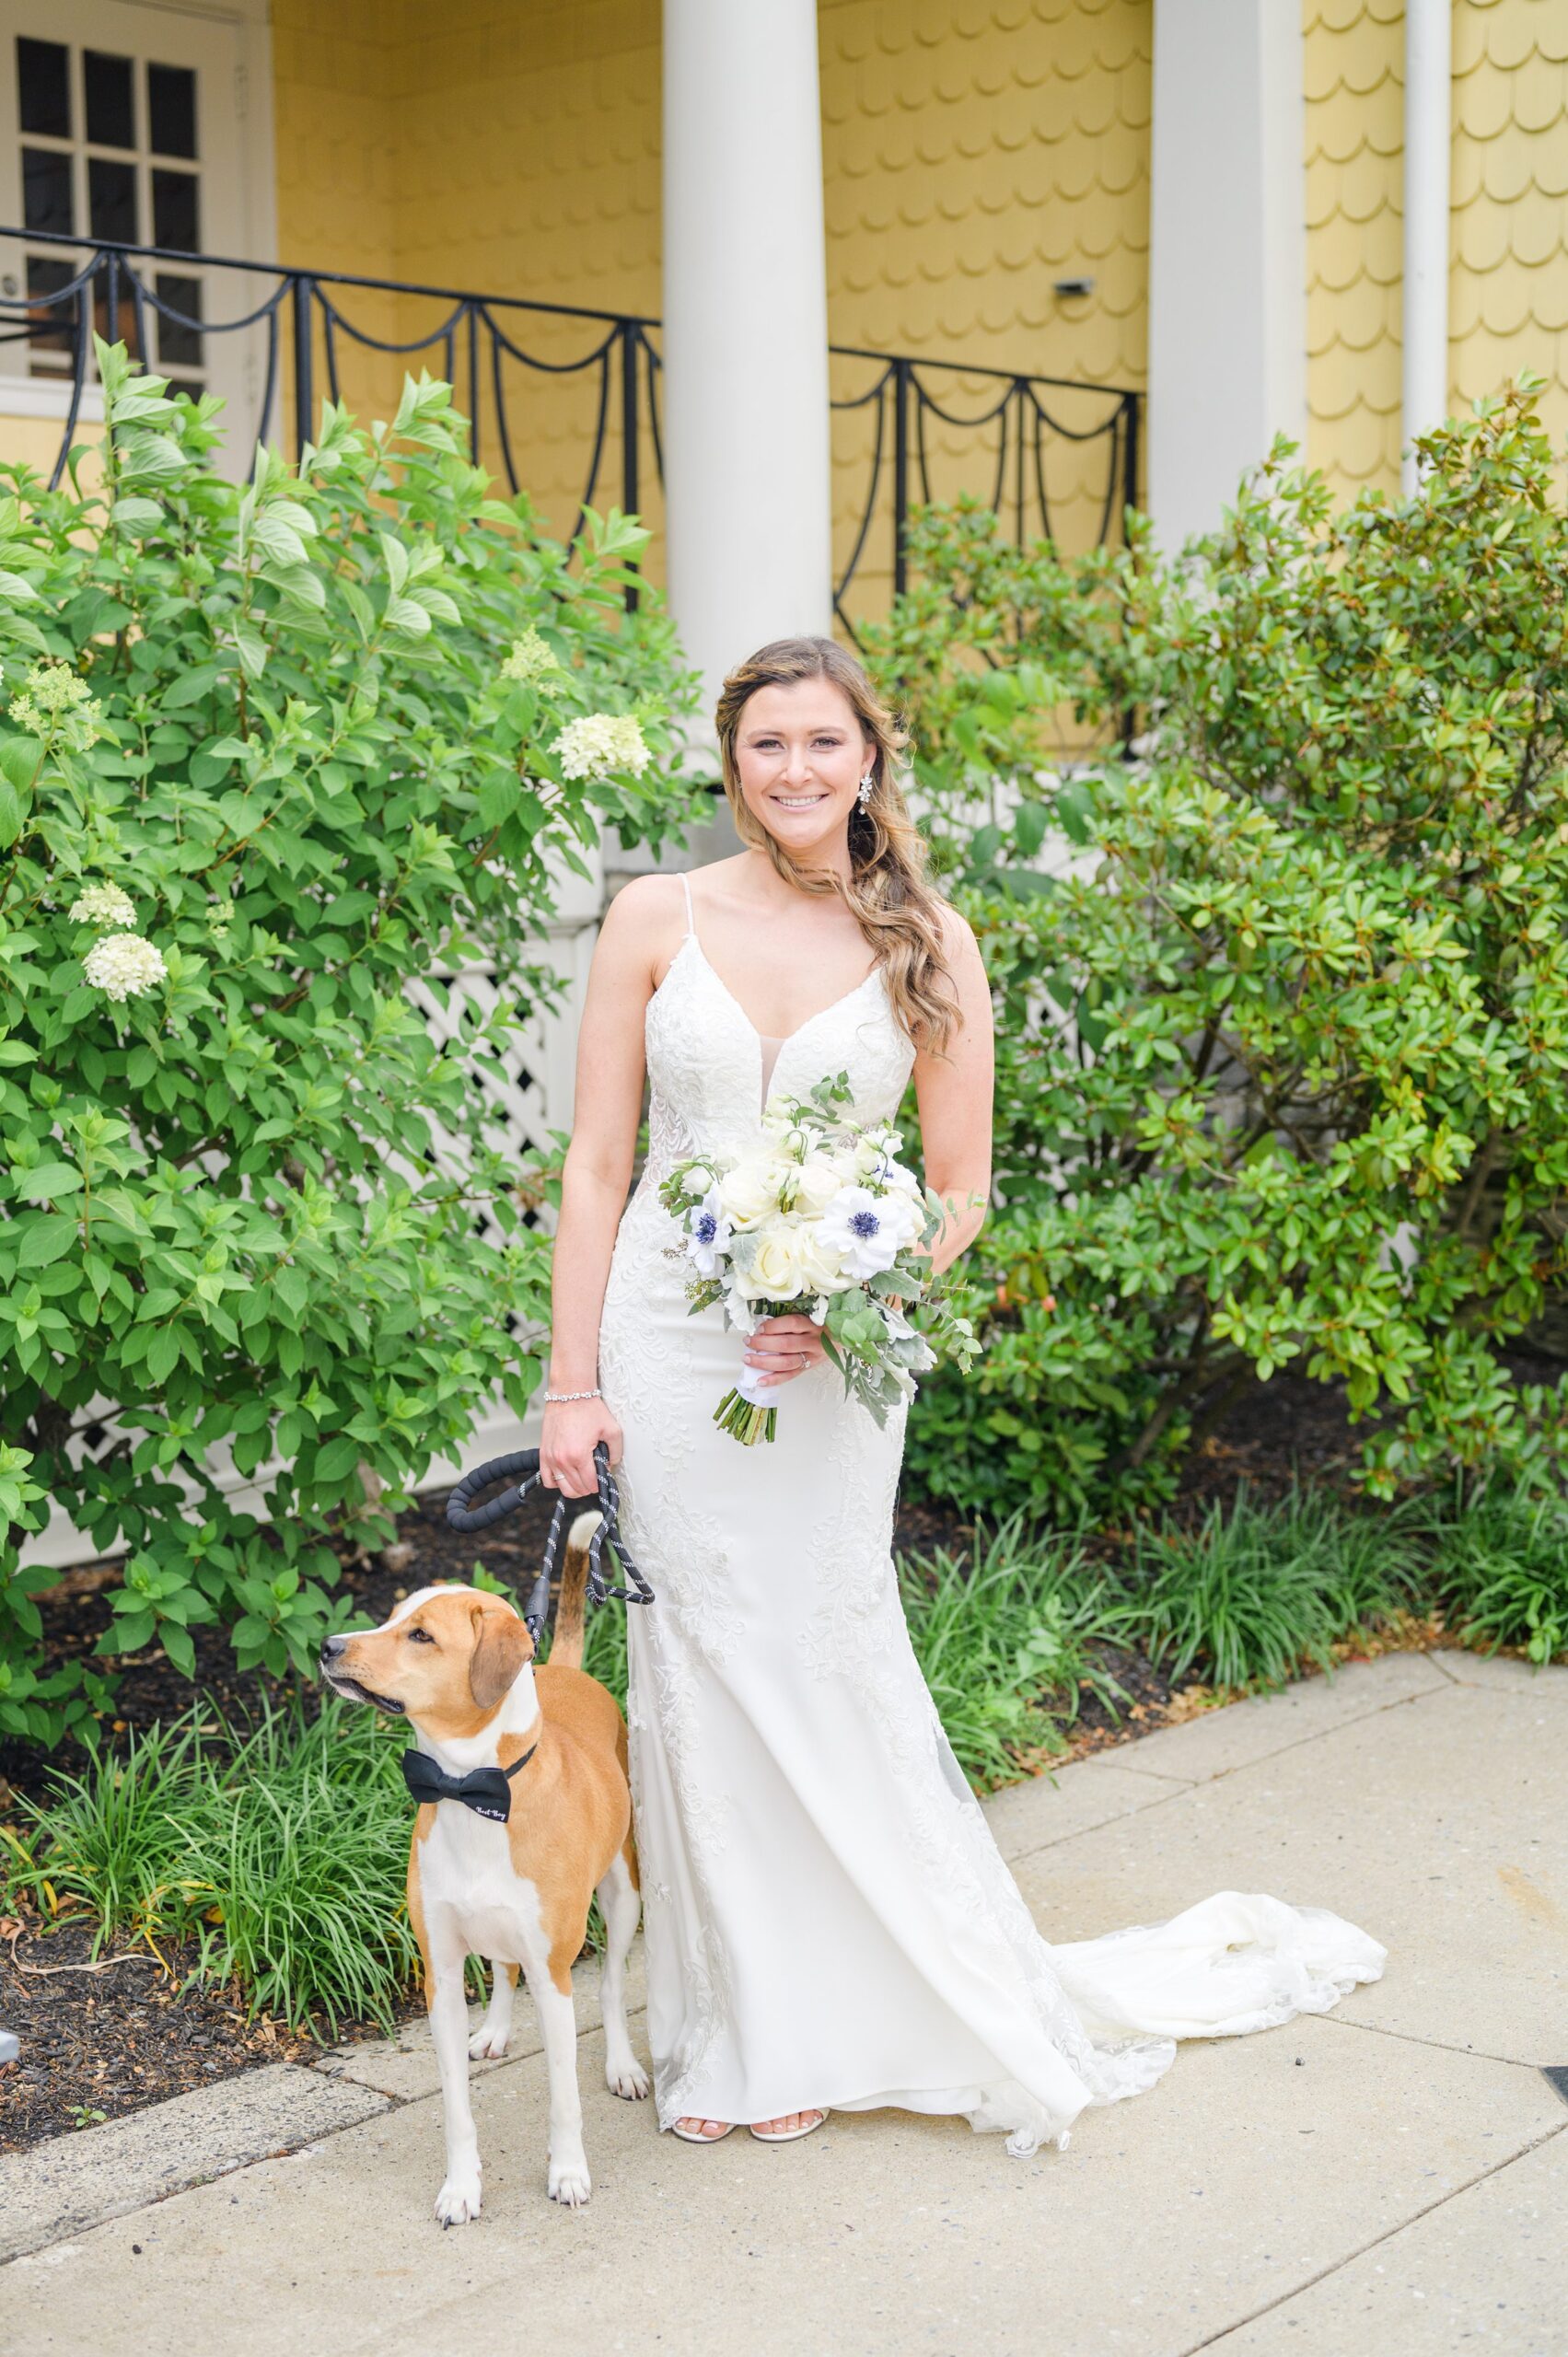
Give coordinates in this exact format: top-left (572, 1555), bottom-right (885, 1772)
top-left (319, 1633), bottom-right (347, 1664)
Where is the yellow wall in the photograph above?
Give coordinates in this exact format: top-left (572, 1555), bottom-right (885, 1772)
top-left (1450, 0), bottom-right (1568, 451)
top-left (268, 0), bottom-right (1148, 608)
top-left (819, 0), bottom-right (1150, 603)
top-left (270, 0), bottom-right (406, 441)
top-left (1304, 0), bottom-right (1568, 508)
top-left (260, 0), bottom-right (1566, 567)
top-left (1302, 0), bottom-right (1403, 503)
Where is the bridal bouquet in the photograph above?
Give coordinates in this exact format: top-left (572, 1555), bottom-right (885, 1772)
top-left (657, 1069), bottom-right (981, 1444)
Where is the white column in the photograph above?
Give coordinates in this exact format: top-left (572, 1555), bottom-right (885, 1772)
top-left (1402, 0), bottom-right (1452, 493)
top-left (1146, 0), bottom-right (1307, 548)
top-left (661, 0), bottom-right (833, 740)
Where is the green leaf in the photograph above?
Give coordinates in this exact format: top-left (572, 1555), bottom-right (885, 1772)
top-left (315, 1434), bottom-right (362, 1483)
top-left (0, 737), bottom-right (40, 792)
top-left (16, 1213), bottom-right (79, 1269)
top-left (12, 1163), bottom-right (82, 1201)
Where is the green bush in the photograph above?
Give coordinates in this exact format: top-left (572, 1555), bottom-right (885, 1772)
top-left (1423, 1478), bottom-right (1568, 1663)
top-left (898, 1511), bottom-right (1134, 1787)
top-left (0, 340), bottom-right (701, 1746)
top-left (3, 1701), bottom-right (420, 2031)
top-left (877, 378), bottom-right (1568, 1518)
top-left (1128, 1486), bottom-right (1424, 1690)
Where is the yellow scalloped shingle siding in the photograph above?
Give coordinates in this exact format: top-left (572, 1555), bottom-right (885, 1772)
top-left (1303, 0), bottom-right (1405, 504)
top-left (1451, 0), bottom-right (1568, 460)
top-left (272, 0), bottom-right (662, 557)
top-left (1306, 0), bottom-right (1568, 507)
top-left (820, 0), bottom-right (1150, 609)
top-left (267, 1), bottom-right (1147, 602)
top-left (270, 0), bottom-right (407, 438)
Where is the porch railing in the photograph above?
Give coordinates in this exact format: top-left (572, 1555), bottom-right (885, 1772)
top-left (1, 228), bottom-right (1140, 629)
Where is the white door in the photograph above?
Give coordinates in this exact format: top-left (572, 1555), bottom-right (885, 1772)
top-left (0, 0), bottom-right (273, 470)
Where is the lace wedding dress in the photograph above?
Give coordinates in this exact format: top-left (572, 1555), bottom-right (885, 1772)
top-left (596, 871), bottom-right (1385, 2153)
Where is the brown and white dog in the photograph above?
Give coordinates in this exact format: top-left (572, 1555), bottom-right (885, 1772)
top-left (319, 1513), bottom-right (646, 2219)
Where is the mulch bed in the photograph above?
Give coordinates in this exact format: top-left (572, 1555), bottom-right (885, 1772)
top-left (0, 1367), bottom-right (1414, 2154)
top-left (0, 1912), bottom-right (318, 2154)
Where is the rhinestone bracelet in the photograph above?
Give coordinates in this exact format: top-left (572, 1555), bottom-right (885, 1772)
top-left (541, 1386), bottom-right (602, 1403)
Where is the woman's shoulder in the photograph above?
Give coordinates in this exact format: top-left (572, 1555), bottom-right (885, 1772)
top-left (925, 894), bottom-right (978, 960)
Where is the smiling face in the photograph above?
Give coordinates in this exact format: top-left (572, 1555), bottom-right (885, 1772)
top-left (733, 678), bottom-right (875, 857)
top-left (319, 1585), bottom-right (534, 1742)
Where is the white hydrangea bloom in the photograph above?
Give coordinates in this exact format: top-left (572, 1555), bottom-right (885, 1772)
top-left (501, 628), bottom-right (565, 688)
top-left (553, 712), bottom-right (652, 782)
top-left (8, 659), bottom-right (103, 743)
top-left (83, 932), bottom-right (168, 1002)
top-left (69, 882), bottom-right (137, 930)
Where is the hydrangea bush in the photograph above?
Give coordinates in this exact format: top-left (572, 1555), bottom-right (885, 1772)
top-left (0, 341), bottom-right (701, 1746)
top-left (871, 379), bottom-right (1568, 1519)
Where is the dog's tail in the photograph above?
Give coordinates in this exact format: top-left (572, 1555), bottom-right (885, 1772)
top-left (550, 1509), bottom-right (602, 1671)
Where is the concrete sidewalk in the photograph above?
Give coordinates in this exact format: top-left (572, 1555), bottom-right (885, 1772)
top-left (4, 1648), bottom-right (1564, 2357)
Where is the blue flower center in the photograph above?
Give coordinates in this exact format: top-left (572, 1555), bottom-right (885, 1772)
top-left (849, 1208), bottom-right (881, 1238)
top-left (694, 1212), bottom-right (718, 1244)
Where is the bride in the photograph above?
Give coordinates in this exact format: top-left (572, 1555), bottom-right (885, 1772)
top-left (539, 634), bottom-right (1384, 2153)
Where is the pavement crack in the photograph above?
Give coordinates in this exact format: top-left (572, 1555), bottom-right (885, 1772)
top-left (1179, 2120), bottom-right (1568, 2355)
top-left (1313, 2011), bottom-right (1546, 2072)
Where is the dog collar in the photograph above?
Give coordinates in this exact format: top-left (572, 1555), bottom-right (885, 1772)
top-left (401, 1742), bottom-right (538, 1823)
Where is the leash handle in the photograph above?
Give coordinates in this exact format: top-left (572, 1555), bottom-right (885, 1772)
top-left (445, 1441), bottom-right (655, 1641)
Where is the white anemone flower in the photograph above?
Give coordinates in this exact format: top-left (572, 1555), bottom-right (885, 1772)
top-left (814, 1184), bottom-right (921, 1281)
top-left (684, 1188), bottom-right (733, 1280)
top-left (83, 932), bottom-right (168, 1003)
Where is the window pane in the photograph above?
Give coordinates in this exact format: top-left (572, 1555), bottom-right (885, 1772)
top-left (85, 51), bottom-right (135, 151)
top-left (17, 38), bottom-right (71, 138)
top-left (147, 64), bottom-right (197, 159)
top-left (88, 156), bottom-right (137, 244)
top-left (22, 147), bottom-right (73, 238)
top-left (152, 168), bottom-right (199, 254)
top-left (155, 273), bottom-right (203, 368)
top-left (26, 254), bottom-right (75, 360)
top-left (92, 262), bottom-right (147, 363)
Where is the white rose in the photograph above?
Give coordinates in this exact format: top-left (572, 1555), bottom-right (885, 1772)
top-left (793, 1153), bottom-right (844, 1216)
top-left (746, 1226), bottom-right (809, 1299)
top-left (796, 1225), bottom-right (853, 1294)
top-left (680, 1162), bottom-right (715, 1198)
top-left (719, 1156), bottom-right (790, 1229)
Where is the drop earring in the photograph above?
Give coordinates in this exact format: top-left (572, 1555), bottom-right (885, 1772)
top-left (856, 768), bottom-right (875, 809)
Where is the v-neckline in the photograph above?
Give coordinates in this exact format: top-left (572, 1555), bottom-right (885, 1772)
top-left (682, 932), bottom-right (884, 1052)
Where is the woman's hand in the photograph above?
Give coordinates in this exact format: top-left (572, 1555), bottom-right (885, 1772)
top-left (540, 1396), bottom-right (624, 1500)
top-left (744, 1313), bottom-right (828, 1388)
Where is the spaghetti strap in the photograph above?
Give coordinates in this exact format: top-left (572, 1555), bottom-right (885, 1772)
top-left (679, 870), bottom-right (696, 940)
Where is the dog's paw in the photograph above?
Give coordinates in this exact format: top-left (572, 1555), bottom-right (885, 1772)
top-left (606, 2055), bottom-right (651, 2101)
top-left (468, 2026), bottom-right (510, 2061)
top-left (435, 2168), bottom-right (483, 2227)
top-left (548, 2150), bottom-right (592, 2208)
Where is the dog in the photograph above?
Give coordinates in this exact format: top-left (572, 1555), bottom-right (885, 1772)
top-left (319, 1512), bottom-right (647, 2218)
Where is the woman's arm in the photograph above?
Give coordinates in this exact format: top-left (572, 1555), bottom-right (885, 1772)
top-left (538, 875), bottom-right (672, 1497)
top-left (910, 904), bottom-right (994, 1280)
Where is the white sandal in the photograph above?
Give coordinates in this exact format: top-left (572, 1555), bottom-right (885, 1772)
top-left (671, 2117), bottom-right (735, 2142)
top-left (749, 2108), bottom-right (828, 2143)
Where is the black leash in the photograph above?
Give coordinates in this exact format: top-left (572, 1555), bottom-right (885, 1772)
top-left (444, 1439), bottom-right (655, 1643)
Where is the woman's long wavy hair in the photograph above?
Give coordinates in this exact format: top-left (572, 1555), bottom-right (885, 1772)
top-left (714, 636), bottom-right (960, 1058)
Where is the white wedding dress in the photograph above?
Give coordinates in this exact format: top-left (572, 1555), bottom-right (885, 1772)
top-left (596, 871), bottom-right (1385, 2153)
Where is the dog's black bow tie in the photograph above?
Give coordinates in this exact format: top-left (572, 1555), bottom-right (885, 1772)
top-left (401, 1743), bottom-right (537, 1823)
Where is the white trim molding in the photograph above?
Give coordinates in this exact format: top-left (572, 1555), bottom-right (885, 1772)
top-left (1147, 0), bottom-right (1307, 548)
top-left (661, 0), bottom-right (833, 726)
top-left (1402, 0), bottom-right (1452, 493)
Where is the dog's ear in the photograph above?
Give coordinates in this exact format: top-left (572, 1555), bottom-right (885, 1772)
top-left (468, 1601), bottom-right (531, 1713)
